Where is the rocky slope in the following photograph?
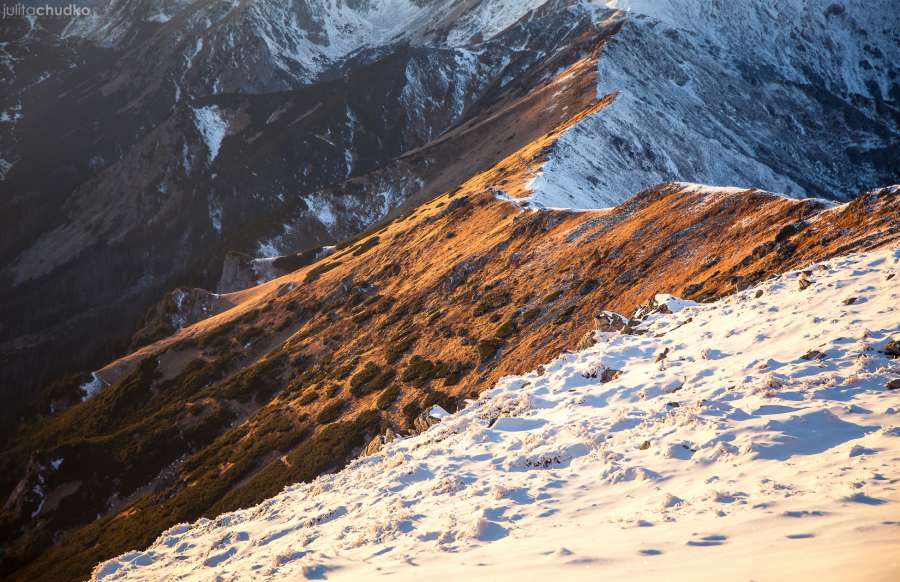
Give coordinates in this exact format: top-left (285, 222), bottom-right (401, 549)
top-left (3, 0), bottom-right (898, 430)
top-left (1, 106), bottom-right (897, 577)
top-left (92, 246), bottom-right (900, 581)
top-left (0, 1), bottom-right (898, 579)
top-left (0, 0), bottom-right (602, 427)
top-left (530, 0), bottom-right (900, 207)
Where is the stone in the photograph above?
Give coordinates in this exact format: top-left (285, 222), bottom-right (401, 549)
top-left (575, 331), bottom-right (597, 351)
top-left (885, 339), bottom-right (900, 358)
top-left (600, 368), bottom-right (623, 383)
top-left (413, 413), bottom-right (440, 434)
top-left (592, 311), bottom-right (629, 333)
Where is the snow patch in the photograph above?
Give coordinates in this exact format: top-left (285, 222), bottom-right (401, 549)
top-left (302, 194), bottom-right (338, 232)
top-left (192, 106), bottom-right (227, 163)
top-left (0, 158), bottom-right (13, 181)
top-left (80, 373), bottom-right (108, 401)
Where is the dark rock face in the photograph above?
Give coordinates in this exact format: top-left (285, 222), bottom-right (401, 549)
top-left (1, 0), bottom-right (897, 432)
top-left (0, 1), bottom-right (599, 426)
top-left (129, 287), bottom-right (232, 350)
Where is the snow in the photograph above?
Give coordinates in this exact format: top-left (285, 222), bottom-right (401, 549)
top-left (93, 247), bottom-right (900, 581)
top-left (442, 0), bottom-right (547, 46)
top-left (29, 485), bottom-right (45, 518)
top-left (255, 241), bottom-right (280, 260)
top-left (527, 0), bottom-right (900, 208)
top-left (80, 372), bottom-right (108, 401)
top-left (0, 158), bottom-right (13, 181)
top-left (208, 197), bottom-right (222, 233)
top-left (301, 194), bottom-right (338, 232)
top-left (191, 106), bottom-right (227, 163)
top-left (427, 405), bottom-right (450, 420)
top-left (180, 142), bottom-right (193, 175)
top-left (147, 13), bottom-right (172, 24)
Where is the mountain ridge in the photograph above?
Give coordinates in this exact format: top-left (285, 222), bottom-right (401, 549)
top-left (0, 1), bottom-right (898, 579)
top-left (2, 174), bottom-right (896, 579)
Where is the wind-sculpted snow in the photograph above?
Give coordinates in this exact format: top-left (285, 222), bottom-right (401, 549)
top-left (93, 248), bottom-right (900, 580)
top-left (530, 0), bottom-right (900, 208)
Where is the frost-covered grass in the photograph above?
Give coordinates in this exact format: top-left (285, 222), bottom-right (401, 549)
top-left (94, 248), bottom-right (900, 580)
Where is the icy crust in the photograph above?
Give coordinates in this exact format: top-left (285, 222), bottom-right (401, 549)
top-left (529, 0), bottom-right (900, 209)
top-left (94, 248), bottom-right (900, 581)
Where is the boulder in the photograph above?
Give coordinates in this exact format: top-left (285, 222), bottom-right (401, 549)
top-left (885, 339), bottom-right (900, 358)
top-left (413, 413), bottom-right (440, 434)
top-left (600, 368), bottom-right (623, 383)
top-left (362, 428), bottom-right (398, 457)
top-left (575, 331), bottom-right (597, 351)
top-left (592, 311), bottom-right (629, 333)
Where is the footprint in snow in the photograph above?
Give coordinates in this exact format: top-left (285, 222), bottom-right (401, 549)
top-left (203, 546), bottom-right (237, 567)
top-left (786, 533), bottom-right (815, 539)
top-left (639, 549), bottom-right (663, 556)
top-left (843, 492), bottom-right (887, 505)
top-left (301, 564), bottom-right (333, 580)
top-left (783, 510), bottom-right (828, 518)
top-left (687, 534), bottom-right (727, 547)
top-left (849, 445), bottom-right (880, 457)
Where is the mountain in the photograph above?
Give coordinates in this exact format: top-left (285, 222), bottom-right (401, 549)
top-left (91, 245), bottom-right (900, 581)
top-left (0, 1), bottom-right (898, 580)
top-left (532, 0), bottom-right (900, 207)
top-left (2, 1), bottom-right (898, 428)
top-left (0, 0), bottom-right (595, 426)
top-left (1, 137), bottom-right (897, 578)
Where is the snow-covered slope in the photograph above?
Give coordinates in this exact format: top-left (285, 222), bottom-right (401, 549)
top-left (63, 0), bottom-right (550, 95)
top-left (93, 247), bottom-right (900, 581)
top-left (529, 0), bottom-right (900, 207)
